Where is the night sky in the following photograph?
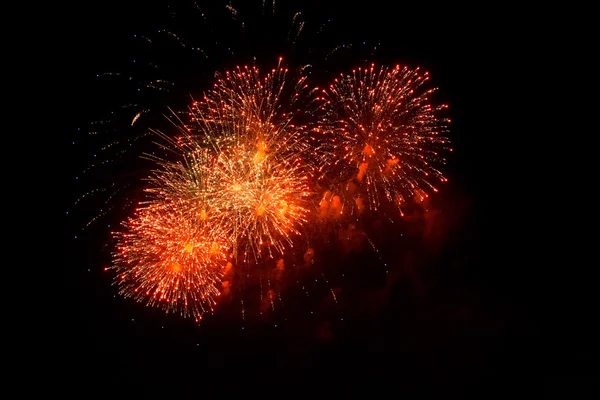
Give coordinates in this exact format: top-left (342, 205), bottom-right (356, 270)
top-left (61, 1), bottom-right (594, 397)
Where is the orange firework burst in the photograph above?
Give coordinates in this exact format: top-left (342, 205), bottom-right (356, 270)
top-left (316, 63), bottom-right (451, 215)
top-left (185, 59), bottom-right (317, 261)
top-left (208, 142), bottom-right (312, 261)
top-left (110, 149), bottom-right (230, 321)
top-left (188, 58), bottom-right (319, 161)
top-left (111, 203), bottom-right (229, 321)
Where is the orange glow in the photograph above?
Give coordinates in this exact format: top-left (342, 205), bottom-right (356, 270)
top-left (254, 140), bottom-right (267, 163)
top-left (278, 200), bottom-right (288, 215)
top-left (330, 195), bottom-right (343, 216)
top-left (224, 262), bottom-right (232, 273)
top-left (171, 261), bottom-right (182, 272)
top-left (303, 248), bottom-right (315, 264)
top-left (355, 197), bottom-right (364, 214)
top-left (357, 162), bottom-right (368, 182)
top-left (384, 157), bottom-right (399, 174)
top-left (276, 258), bottom-right (284, 270)
top-left (210, 241), bottom-right (221, 255)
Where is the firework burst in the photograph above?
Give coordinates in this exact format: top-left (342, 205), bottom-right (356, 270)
top-left (185, 61), bottom-right (318, 262)
top-left (108, 145), bottom-right (233, 321)
top-left (316, 63), bottom-right (451, 216)
top-left (208, 142), bottom-right (312, 261)
top-left (188, 60), bottom-right (319, 158)
top-left (110, 200), bottom-right (230, 322)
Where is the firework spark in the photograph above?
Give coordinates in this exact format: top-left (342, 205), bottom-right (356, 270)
top-left (316, 63), bottom-right (451, 216)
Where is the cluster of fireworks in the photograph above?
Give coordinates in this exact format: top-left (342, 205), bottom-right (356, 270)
top-left (108, 59), bottom-right (451, 321)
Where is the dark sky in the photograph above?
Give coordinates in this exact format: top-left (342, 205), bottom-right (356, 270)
top-left (60, 0), bottom-right (594, 397)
